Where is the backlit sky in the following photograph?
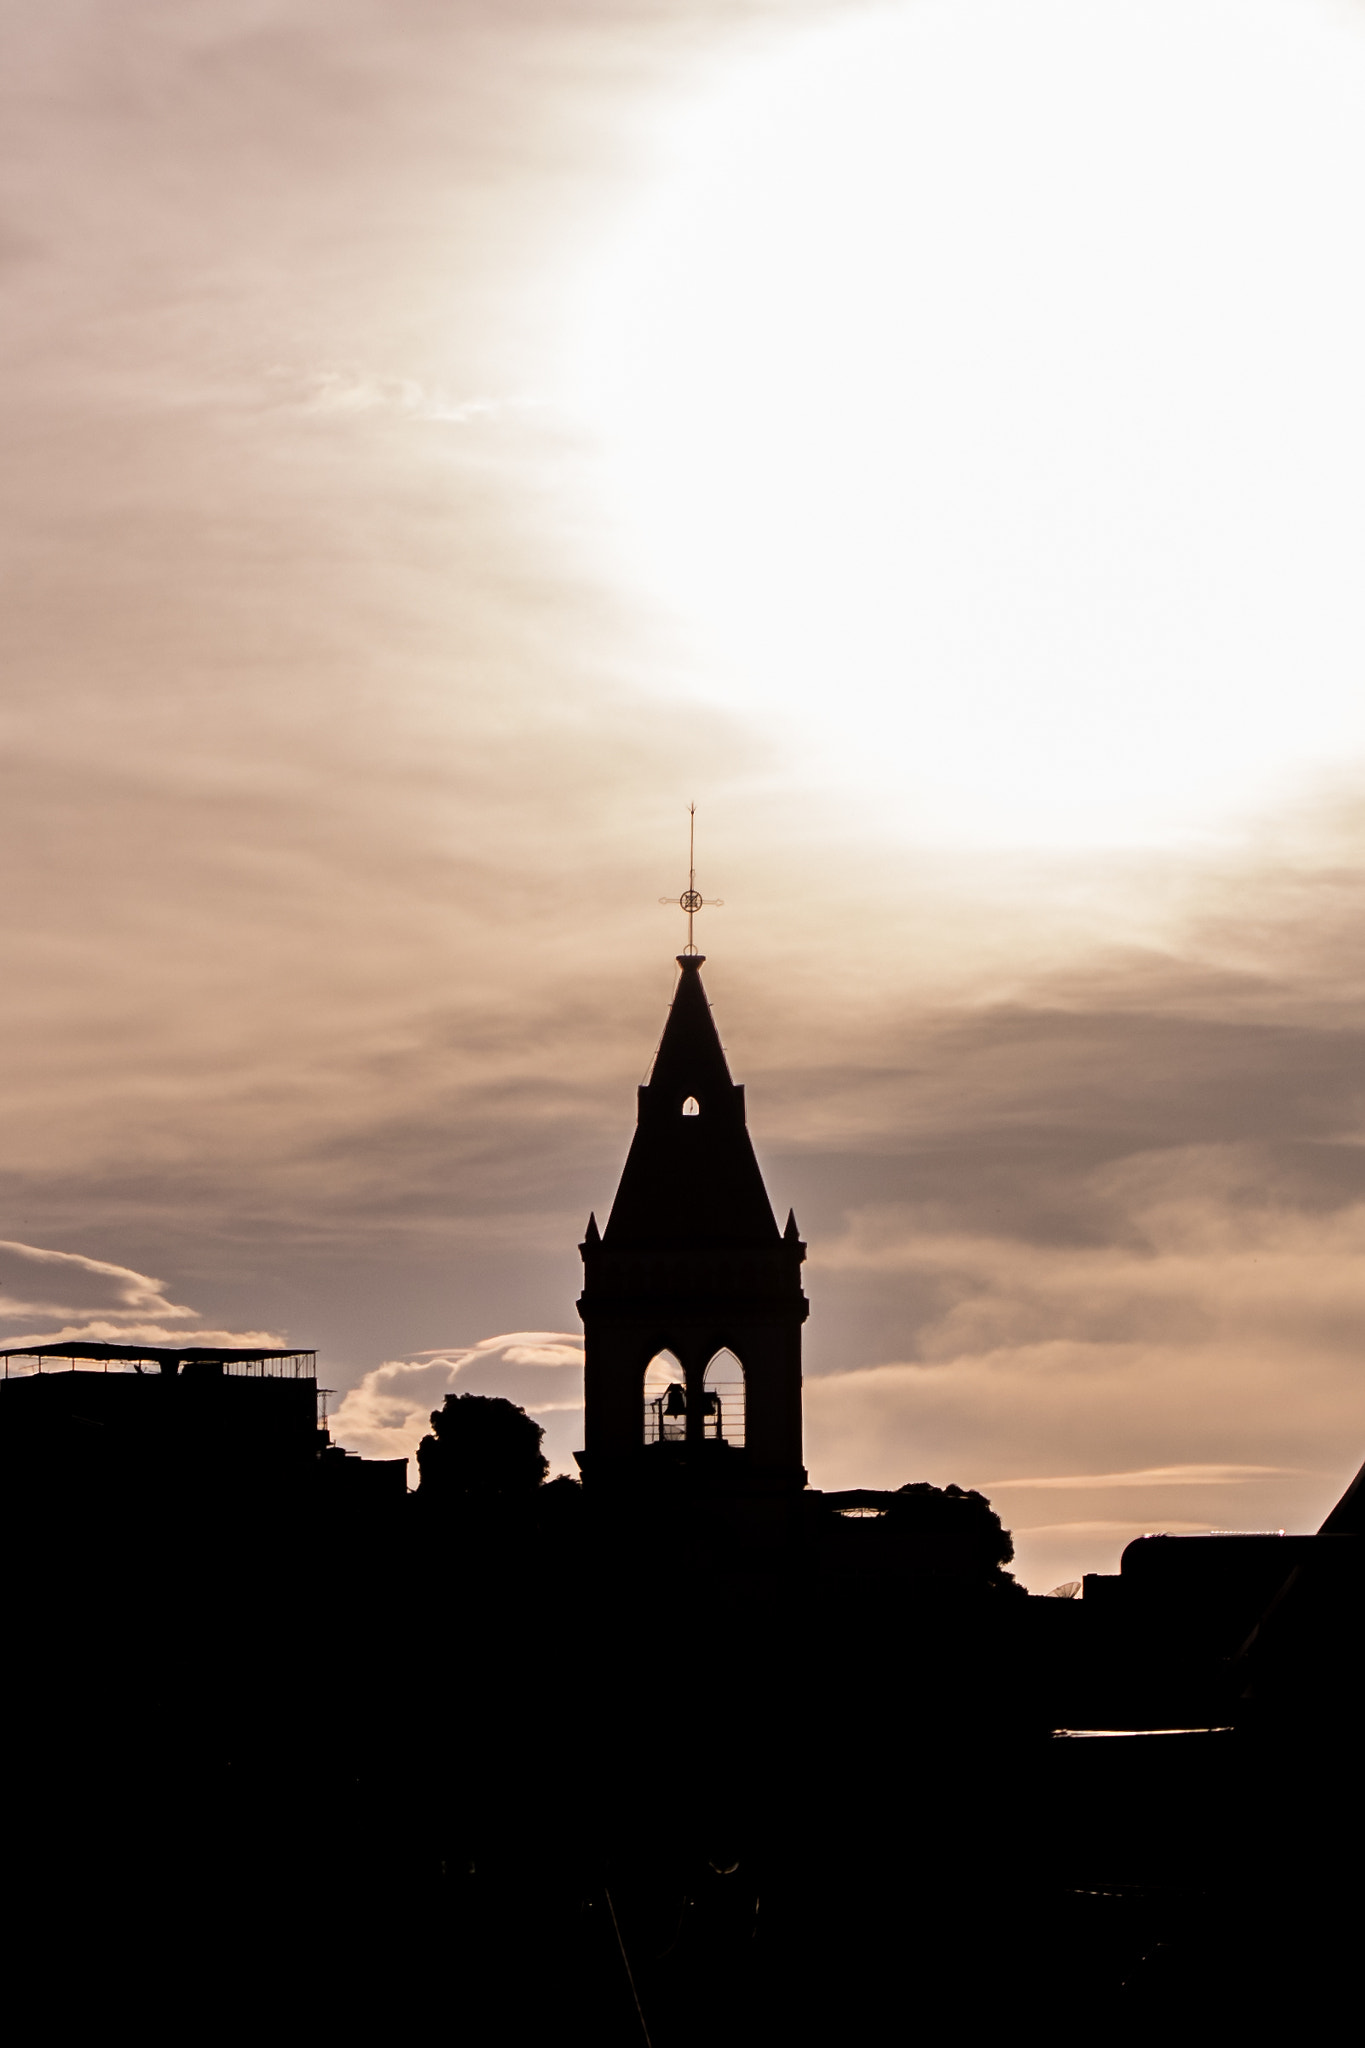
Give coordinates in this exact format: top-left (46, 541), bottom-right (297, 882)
top-left (8, 0), bottom-right (1365, 1587)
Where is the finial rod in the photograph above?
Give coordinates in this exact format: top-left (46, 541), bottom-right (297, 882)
top-left (658, 802), bottom-right (722, 954)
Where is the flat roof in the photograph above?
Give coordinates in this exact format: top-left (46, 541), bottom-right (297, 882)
top-left (1, 1342), bottom-right (316, 1375)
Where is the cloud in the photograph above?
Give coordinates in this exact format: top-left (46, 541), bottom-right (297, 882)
top-left (289, 367), bottom-right (532, 425)
top-left (329, 1330), bottom-right (585, 1477)
top-left (985, 1465), bottom-right (1296, 1490)
top-left (0, 1240), bottom-right (194, 1324)
top-left (0, 1239), bottom-right (282, 1349)
top-left (11, 0), bottom-right (1365, 1606)
top-left (801, 1149), bottom-right (1365, 1584)
top-left (816, 1151), bottom-right (1365, 1350)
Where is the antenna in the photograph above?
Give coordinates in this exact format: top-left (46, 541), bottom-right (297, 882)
top-left (659, 802), bottom-right (723, 955)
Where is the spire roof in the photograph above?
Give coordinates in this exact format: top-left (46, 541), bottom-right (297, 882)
top-left (602, 955), bottom-right (782, 1252)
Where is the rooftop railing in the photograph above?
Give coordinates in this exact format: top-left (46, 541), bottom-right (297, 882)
top-left (1, 1344), bottom-right (317, 1380)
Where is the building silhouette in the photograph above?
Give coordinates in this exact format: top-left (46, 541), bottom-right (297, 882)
top-left (577, 949), bottom-right (807, 1502)
top-left (0, 1338), bottom-right (407, 1521)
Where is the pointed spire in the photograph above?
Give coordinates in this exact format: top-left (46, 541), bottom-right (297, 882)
top-left (583, 1212), bottom-right (600, 1247)
top-left (641, 954), bottom-right (736, 1117)
top-left (784, 1208), bottom-right (800, 1242)
top-left (602, 957), bottom-right (781, 1252)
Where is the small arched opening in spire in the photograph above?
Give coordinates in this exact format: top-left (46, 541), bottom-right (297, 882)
top-left (643, 1350), bottom-right (686, 1445)
top-left (682, 1096), bottom-right (700, 1117)
top-left (702, 1349), bottom-right (745, 1448)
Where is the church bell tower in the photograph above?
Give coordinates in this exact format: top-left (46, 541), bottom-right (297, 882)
top-left (576, 952), bottom-right (808, 1495)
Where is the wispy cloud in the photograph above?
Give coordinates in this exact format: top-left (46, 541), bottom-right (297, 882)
top-left (985, 1464), bottom-right (1298, 1490)
top-left (815, 1163), bottom-right (1365, 1361)
top-left (290, 367), bottom-right (534, 425)
top-left (0, 1240), bottom-right (282, 1349)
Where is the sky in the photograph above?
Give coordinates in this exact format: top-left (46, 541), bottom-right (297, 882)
top-left (7, 0), bottom-right (1365, 1589)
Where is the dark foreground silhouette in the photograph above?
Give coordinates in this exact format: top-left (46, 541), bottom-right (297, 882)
top-left (4, 949), bottom-right (1361, 2038)
top-left (2, 1372), bottom-right (1362, 2043)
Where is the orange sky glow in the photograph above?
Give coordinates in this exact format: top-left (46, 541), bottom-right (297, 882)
top-left (7, 0), bottom-right (1365, 1588)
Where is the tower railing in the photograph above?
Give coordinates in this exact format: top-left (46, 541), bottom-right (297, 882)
top-left (643, 1381), bottom-right (746, 1448)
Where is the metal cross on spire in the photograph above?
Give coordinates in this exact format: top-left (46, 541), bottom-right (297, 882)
top-left (659, 803), bottom-right (723, 955)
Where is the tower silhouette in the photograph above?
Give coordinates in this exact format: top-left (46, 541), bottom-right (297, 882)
top-left (577, 953), bottom-right (808, 1496)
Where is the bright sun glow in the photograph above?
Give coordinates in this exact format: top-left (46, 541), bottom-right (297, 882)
top-left (571, 0), bottom-right (1365, 847)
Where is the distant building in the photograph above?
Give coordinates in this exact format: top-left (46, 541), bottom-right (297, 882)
top-left (0, 1340), bottom-right (406, 1517)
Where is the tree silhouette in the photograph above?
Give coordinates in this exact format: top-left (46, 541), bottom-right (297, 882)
top-left (890, 1480), bottom-right (1021, 1587)
top-left (416, 1392), bottom-right (548, 1499)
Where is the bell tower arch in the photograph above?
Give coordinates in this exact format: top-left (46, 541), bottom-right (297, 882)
top-left (576, 953), bottom-right (808, 1496)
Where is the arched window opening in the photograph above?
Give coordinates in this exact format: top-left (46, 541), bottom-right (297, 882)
top-left (643, 1350), bottom-right (686, 1445)
top-left (702, 1349), bottom-right (745, 1448)
top-left (682, 1096), bottom-right (700, 1116)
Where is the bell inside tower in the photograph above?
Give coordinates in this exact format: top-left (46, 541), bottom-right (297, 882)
top-left (643, 1350), bottom-right (686, 1444)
